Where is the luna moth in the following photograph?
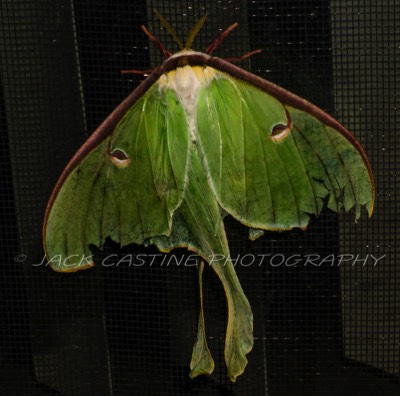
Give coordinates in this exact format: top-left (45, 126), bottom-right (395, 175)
top-left (43, 14), bottom-right (374, 382)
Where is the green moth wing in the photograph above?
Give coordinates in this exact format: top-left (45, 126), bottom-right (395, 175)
top-left (197, 71), bottom-right (374, 231)
top-left (43, 30), bottom-right (374, 382)
top-left (44, 82), bottom-right (189, 271)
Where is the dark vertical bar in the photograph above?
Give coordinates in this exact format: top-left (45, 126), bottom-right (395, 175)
top-left (0, 62), bottom-right (34, 394)
top-left (0, 1), bottom-right (111, 394)
top-left (332, 0), bottom-right (400, 379)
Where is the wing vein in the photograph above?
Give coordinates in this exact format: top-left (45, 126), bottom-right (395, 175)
top-left (324, 124), bottom-right (358, 208)
top-left (294, 126), bottom-right (340, 208)
top-left (290, 125), bottom-right (320, 215)
top-left (134, 99), bottom-right (147, 240)
top-left (238, 84), bottom-right (276, 225)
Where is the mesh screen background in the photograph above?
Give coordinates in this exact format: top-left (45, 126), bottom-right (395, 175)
top-left (0, 1), bottom-right (398, 395)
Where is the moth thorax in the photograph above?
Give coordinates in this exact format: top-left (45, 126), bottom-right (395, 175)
top-left (158, 65), bottom-right (217, 142)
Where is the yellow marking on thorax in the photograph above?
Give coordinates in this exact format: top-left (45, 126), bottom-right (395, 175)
top-left (158, 65), bottom-right (217, 91)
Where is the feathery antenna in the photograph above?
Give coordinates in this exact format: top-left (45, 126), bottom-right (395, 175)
top-left (154, 9), bottom-right (184, 50)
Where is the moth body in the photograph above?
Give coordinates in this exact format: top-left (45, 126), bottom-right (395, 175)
top-left (158, 57), bottom-right (217, 143)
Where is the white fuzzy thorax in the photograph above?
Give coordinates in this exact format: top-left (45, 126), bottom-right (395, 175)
top-left (158, 65), bottom-right (217, 142)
